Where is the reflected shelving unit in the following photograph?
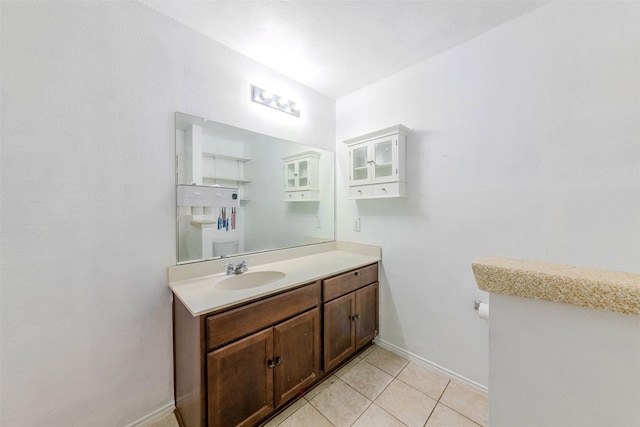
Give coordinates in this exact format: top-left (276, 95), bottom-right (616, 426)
top-left (202, 151), bottom-right (251, 201)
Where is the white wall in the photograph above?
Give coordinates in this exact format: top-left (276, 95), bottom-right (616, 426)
top-left (490, 294), bottom-right (640, 427)
top-left (336, 1), bottom-right (640, 387)
top-left (0, 2), bottom-right (334, 426)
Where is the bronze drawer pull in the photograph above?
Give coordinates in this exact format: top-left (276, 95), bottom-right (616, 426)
top-left (351, 314), bottom-right (361, 321)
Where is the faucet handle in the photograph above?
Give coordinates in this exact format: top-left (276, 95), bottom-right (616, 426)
top-left (220, 262), bottom-right (235, 275)
top-left (238, 260), bottom-right (248, 273)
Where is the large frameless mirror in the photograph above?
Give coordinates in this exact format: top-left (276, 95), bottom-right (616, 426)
top-left (176, 112), bottom-right (335, 264)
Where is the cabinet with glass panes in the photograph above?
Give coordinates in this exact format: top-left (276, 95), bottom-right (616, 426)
top-left (344, 125), bottom-right (409, 199)
top-left (282, 151), bottom-right (321, 202)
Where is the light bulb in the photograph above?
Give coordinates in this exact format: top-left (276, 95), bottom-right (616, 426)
top-left (275, 96), bottom-right (289, 109)
top-left (260, 89), bottom-right (273, 102)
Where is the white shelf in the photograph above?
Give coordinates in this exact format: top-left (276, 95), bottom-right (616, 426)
top-left (202, 152), bottom-right (251, 162)
top-left (203, 175), bottom-right (251, 183)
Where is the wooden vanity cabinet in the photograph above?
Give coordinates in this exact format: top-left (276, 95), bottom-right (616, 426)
top-left (207, 328), bottom-right (274, 427)
top-left (207, 307), bottom-right (320, 426)
top-left (273, 308), bottom-right (321, 406)
top-left (353, 283), bottom-right (379, 349)
top-left (173, 262), bottom-right (380, 427)
top-left (323, 263), bottom-right (379, 372)
top-left (174, 281), bottom-right (321, 427)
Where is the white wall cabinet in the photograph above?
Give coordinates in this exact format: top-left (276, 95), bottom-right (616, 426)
top-left (344, 125), bottom-right (409, 199)
top-left (282, 151), bottom-right (320, 201)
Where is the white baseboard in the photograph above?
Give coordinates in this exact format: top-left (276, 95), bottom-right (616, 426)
top-left (374, 338), bottom-right (488, 397)
top-left (125, 402), bottom-right (175, 427)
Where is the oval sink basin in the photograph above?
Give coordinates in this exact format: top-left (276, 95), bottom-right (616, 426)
top-left (215, 271), bottom-right (286, 291)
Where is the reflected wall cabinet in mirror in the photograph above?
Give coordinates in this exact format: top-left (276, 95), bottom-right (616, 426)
top-left (283, 151), bottom-right (320, 202)
top-left (175, 112), bottom-right (335, 264)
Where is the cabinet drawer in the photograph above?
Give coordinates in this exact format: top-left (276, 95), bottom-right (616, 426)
top-left (284, 190), bottom-right (320, 202)
top-left (323, 264), bottom-right (378, 302)
top-left (369, 182), bottom-right (405, 198)
top-left (207, 281), bottom-right (321, 350)
top-left (349, 182), bottom-right (407, 199)
top-left (349, 186), bottom-right (371, 199)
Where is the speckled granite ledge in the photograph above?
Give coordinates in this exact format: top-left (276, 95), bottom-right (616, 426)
top-left (472, 256), bottom-right (640, 315)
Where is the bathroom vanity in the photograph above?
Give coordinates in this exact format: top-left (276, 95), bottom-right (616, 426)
top-left (169, 242), bottom-right (380, 427)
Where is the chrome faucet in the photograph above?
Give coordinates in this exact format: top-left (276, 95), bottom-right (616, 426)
top-left (221, 260), bottom-right (248, 275)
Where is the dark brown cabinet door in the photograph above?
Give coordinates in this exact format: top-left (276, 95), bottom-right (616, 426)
top-left (207, 328), bottom-right (274, 427)
top-left (324, 292), bottom-right (356, 372)
top-left (355, 282), bottom-right (379, 349)
top-left (273, 308), bottom-right (321, 407)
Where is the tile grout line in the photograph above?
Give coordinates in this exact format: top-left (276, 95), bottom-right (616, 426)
top-left (347, 398), bottom-right (374, 427)
top-left (422, 378), bottom-right (452, 427)
top-left (342, 352), bottom-right (412, 427)
top-left (352, 348), bottom-right (423, 426)
top-left (427, 379), bottom-right (485, 427)
top-left (364, 347), bottom-right (484, 427)
top-left (329, 348), bottom-right (408, 426)
top-left (316, 402), bottom-right (338, 427)
top-left (436, 400), bottom-right (484, 427)
top-left (421, 402), bottom-right (438, 427)
top-left (273, 344), bottom-right (486, 427)
top-left (343, 371), bottom-right (407, 427)
top-left (390, 361), bottom-right (442, 427)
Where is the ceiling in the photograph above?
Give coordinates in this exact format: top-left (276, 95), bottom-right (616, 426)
top-left (142, 0), bottom-right (548, 99)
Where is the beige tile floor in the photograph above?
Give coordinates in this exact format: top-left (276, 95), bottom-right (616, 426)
top-left (151, 345), bottom-right (488, 427)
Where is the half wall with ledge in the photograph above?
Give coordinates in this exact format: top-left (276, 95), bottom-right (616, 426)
top-left (472, 256), bottom-right (640, 427)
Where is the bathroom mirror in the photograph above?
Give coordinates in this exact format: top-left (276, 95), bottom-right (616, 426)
top-left (176, 112), bottom-right (335, 264)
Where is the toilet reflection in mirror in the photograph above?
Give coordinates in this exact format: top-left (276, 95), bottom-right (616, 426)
top-left (175, 112), bottom-right (335, 264)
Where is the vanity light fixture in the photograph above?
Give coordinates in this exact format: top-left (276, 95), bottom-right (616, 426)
top-left (251, 85), bottom-right (300, 117)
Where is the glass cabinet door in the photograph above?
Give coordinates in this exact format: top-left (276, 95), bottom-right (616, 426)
top-left (351, 145), bottom-right (369, 183)
top-left (373, 138), bottom-right (394, 182)
top-left (298, 160), bottom-right (309, 188)
top-left (286, 162), bottom-right (296, 189)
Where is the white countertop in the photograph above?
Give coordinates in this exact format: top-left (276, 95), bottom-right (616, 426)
top-left (169, 243), bottom-right (381, 316)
